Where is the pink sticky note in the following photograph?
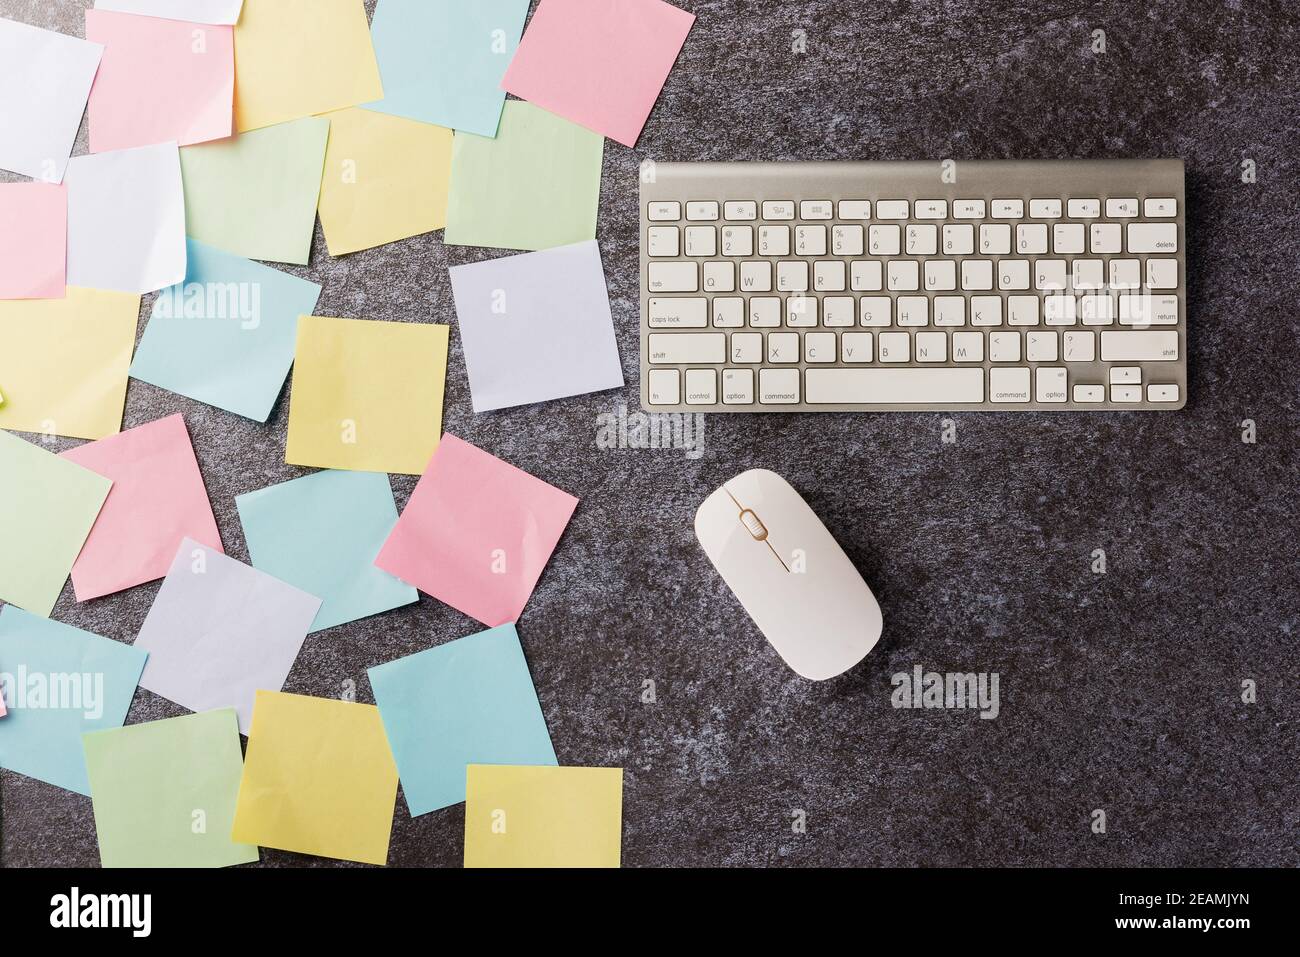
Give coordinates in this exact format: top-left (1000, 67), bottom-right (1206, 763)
top-left (84, 9), bottom-right (234, 153)
top-left (500, 0), bottom-right (694, 148)
top-left (0, 183), bottom-right (66, 300)
top-left (60, 414), bottom-right (223, 601)
top-left (375, 434), bottom-right (578, 627)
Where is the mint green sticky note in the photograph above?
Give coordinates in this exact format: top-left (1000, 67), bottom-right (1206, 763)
top-left (178, 117), bottom-right (329, 265)
top-left (0, 605), bottom-right (147, 795)
top-left (366, 0), bottom-right (529, 137)
top-left (83, 709), bottom-right (259, 868)
top-left (443, 101), bottom-right (603, 252)
top-left (0, 429), bottom-right (111, 617)
top-left (235, 470), bottom-right (417, 633)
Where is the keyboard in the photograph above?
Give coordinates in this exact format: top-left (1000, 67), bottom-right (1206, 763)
top-left (638, 159), bottom-right (1186, 412)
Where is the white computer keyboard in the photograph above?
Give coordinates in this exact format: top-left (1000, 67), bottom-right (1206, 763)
top-left (638, 159), bottom-right (1186, 412)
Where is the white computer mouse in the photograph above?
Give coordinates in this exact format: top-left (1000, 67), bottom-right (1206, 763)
top-left (694, 469), bottom-right (883, 680)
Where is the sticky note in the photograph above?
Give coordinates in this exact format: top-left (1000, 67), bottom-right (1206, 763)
top-left (502, 0), bottom-right (694, 148)
top-left (0, 287), bottom-right (141, 440)
top-left (233, 0), bottom-right (382, 134)
top-left (85, 10), bottom-right (233, 153)
top-left (0, 183), bottom-right (66, 300)
top-left (450, 240), bottom-right (623, 411)
top-left (129, 240), bottom-right (322, 421)
top-left (0, 431), bottom-right (111, 617)
top-left (369, 624), bottom-right (556, 816)
top-left (232, 691), bottom-right (397, 865)
top-left (0, 605), bottom-right (147, 795)
top-left (60, 415), bottom-right (222, 602)
top-left (464, 765), bottom-right (623, 868)
top-left (66, 142), bottom-right (187, 294)
top-left (134, 539), bottom-right (321, 734)
top-left (366, 0), bottom-right (528, 137)
top-left (317, 108), bottom-right (453, 256)
top-left (444, 101), bottom-right (603, 252)
top-left (0, 18), bottom-right (102, 182)
top-left (375, 434), bottom-right (578, 626)
top-left (179, 117), bottom-right (329, 266)
top-left (82, 709), bottom-right (259, 868)
top-left (286, 316), bottom-right (448, 476)
top-left (94, 0), bottom-right (245, 25)
top-left (236, 470), bottom-right (417, 633)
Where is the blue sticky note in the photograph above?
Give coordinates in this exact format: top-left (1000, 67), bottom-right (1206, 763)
top-left (129, 238), bottom-right (322, 422)
top-left (366, 0), bottom-right (530, 137)
top-left (0, 605), bottom-right (147, 795)
top-left (368, 623), bottom-right (556, 815)
top-left (235, 470), bottom-right (418, 633)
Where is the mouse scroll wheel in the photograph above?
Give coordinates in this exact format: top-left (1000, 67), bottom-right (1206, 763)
top-left (739, 509), bottom-right (768, 541)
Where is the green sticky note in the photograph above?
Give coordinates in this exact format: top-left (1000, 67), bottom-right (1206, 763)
top-left (0, 429), bottom-right (111, 617)
top-left (444, 101), bottom-right (603, 251)
top-left (178, 117), bottom-right (329, 265)
top-left (82, 709), bottom-right (259, 868)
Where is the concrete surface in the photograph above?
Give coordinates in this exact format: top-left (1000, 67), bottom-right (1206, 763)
top-left (1, 0), bottom-right (1297, 867)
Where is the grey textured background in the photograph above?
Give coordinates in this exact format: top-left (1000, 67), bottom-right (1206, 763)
top-left (2, 0), bottom-right (1298, 867)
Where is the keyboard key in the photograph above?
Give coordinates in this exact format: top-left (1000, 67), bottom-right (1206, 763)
top-left (1036, 260), bottom-right (1068, 291)
top-left (724, 201), bottom-right (757, 221)
top-left (703, 261), bottom-right (734, 292)
top-left (722, 369), bottom-right (754, 403)
top-left (877, 332), bottom-right (910, 362)
top-left (686, 201), bottom-right (719, 221)
top-left (851, 260), bottom-right (883, 291)
top-left (1100, 330), bottom-right (1179, 361)
top-left (804, 332), bottom-right (836, 363)
top-left (953, 200), bottom-right (986, 219)
top-left (934, 296), bottom-right (965, 326)
top-left (814, 260), bottom-right (846, 291)
top-left (731, 332), bottom-right (763, 363)
top-left (762, 200), bottom-right (795, 220)
top-left (887, 261), bottom-right (920, 291)
top-left (648, 201), bottom-right (680, 221)
top-left (1063, 331), bottom-right (1095, 361)
top-left (838, 200), bottom-right (871, 219)
top-left (875, 199), bottom-right (909, 219)
top-left (998, 259), bottom-right (1031, 292)
top-left (785, 295), bottom-right (816, 326)
top-left (1144, 198), bottom-right (1177, 217)
top-left (915, 332), bottom-right (947, 362)
top-left (648, 369), bottom-right (680, 404)
top-left (1127, 223), bottom-right (1178, 253)
top-left (1036, 367), bottom-right (1068, 402)
top-left (800, 200), bottom-right (833, 220)
top-left (1090, 223), bottom-right (1122, 254)
top-left (759, 368), bottom-right (800, 404)
top-left (1106, 198), bottom-right (1140, 218)
top-left (1119, 294), bottom-right (1178, 326)
top-left (1008, 296), bottom-right (1039, 325)
top-left (1109, 258), bottom-right (1141, 288)
top-left (776, 261), bottom-right (808, 292)
top-left (970, 295), bottom-right (1002, 326)
top-left (1146, 258), bottom-right (1178, 289)
top-left (1073, 384), bottom-right (1105, 402)
top-left (1026, 331), bottom-right (1058, 362)
top-left (1080, 293), bottom-right (1115, 325)
top-left (649, 297), bottom-right (707, 328)
top-left (991, 199), bottom-right (1024, 219)
top-left (795, 224), bottom-right (826, 255)
top-left (1109, 367), bottom-right (1142, 385)
top-left (943, 224), bottom-right (975, 254)
top-left (823, 296), bottom-right (855, 326)
top-left (749, 297), bottom-right (780, 327)
top-left (767, 332), bottom-right (799, 363)
top-left (841, 332), bottom-right (873, 362)
top-left (1067, 198), bottom-right (1101, 219)
top-left (952, 332), bottom-right (983, 361)
top-left (906, 224), bottom-right (938, 255)
top-left (925, 260), bottom-right (957, 291)
top-left (1043, 294), bottom-right (1076, 325)
top-left (990, 367), bottom-right (1030, 402)
top-left (869, 224), bottom-right (901, 255)
top-left (1111, 384), bottom-right (1142, 402)
top-left (805, 368), bottom-right (984, 404)
top-left (896, 295), bottom-right (928, 326)
top-left (647, 333), bottom-right (725, 364)
top-left (859, 296), bottom-right (891, 326)
top-left (1053, 223), bottom-right (1086, 254)
top-left (758, 225), bottom-right (790, 255)
top-left (915, 200), bottom-right (948, 219)
top-left (648, 226), bottom-right (679, 257)
top-left (1029, 199), bottom-right (1062, 218)
top-left (648, 262), bottom-right (697, 292)
top-left (962, 260), bottom-right (994, 290)
top-left (740, 261), bottom-right (772, 291)
top-left (1072, 258), bottom-right (1105, 288)
top-left (979, 224), bottom-right (1011, 254)
top-left (1147, 383), bottom-right (1180, 402)
top-left (721, 225), bottom-right (753, 256)
top-left (685, 226), bottom-right (716, 256)
top-left (833, 225), bottom-right (864, 255)
top-left (712, 297), bottom-right (744, 327)
top-left (1016, 224), bottom-right (1048, 254)
top-left (685, 369), bottom-right (717, 405)
top-left (989, 331), bottom-right (1021, 362)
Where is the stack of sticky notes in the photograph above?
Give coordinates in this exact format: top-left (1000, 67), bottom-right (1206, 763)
top-left (0, 0), bottom-right (700, 869)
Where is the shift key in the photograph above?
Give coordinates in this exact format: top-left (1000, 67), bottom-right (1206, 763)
top-left (1100, 331), bottom-right (1179, 361)
top-left (648, 333), bottom-right (726, 364)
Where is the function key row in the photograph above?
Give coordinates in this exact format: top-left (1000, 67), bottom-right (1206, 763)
top-left (647, 198), bottom-right (1179, 222)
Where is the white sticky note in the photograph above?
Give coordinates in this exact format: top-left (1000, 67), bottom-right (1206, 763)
top-left (65, 142), bottom-right (187, 294)
top-left (448, 240), bottom-right (624, 412)
top-left (0, 18), bottom-right (103, 182)
top-left (94, 1), bottom-right (245, 25)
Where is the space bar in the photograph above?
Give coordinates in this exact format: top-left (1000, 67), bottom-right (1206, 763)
top-left (806, 368), bottom-right (985, 404)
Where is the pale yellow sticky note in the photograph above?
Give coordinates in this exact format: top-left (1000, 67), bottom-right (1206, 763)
top-left (286, 315), bottom-right (448, 475)
top-left (233, 0), bottom-right (383, 133)
top-left (231, 691), bottom-right (398, 866)
top-left (318, 108), bottom-right (454, 256)
top-left (0, 287), bottom-right (140, 440)
top-left (464, 765), bottom-right (623, 868)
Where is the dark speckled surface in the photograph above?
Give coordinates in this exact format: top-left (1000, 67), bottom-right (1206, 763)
top-left (2, 0), bottom-right (1297, 868)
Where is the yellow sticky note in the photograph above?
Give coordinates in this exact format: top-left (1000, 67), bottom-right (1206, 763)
top-left (318, 108), bottom-right (454, 256)
top-left (0, 287), bottom-right (140, 440)
top-left (231, 691), bottom-right (398, 866)
top-left (286, 315), bottom-right (448, 475)
top-left (233, 0), bottom-right (383, 133)
top-left (464, 765), bottom-right (624, 868)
